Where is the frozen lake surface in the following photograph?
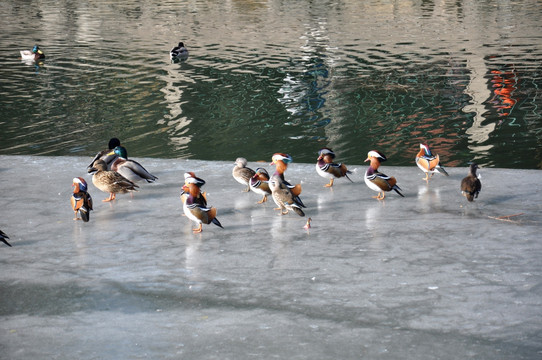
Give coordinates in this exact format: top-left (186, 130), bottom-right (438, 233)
top-left (1, 155), bottom-right (541, 359)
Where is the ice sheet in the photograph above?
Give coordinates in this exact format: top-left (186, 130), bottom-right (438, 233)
top-left (1, 155), bottom-right (541, 359)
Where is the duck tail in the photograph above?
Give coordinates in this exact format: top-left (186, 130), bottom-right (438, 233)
top-left (437, 166), bottom-right (449, 176)
top-left (212, 217), bottom-right (223, 228)
top-left (1, 236), bottom-right (12, 247)
top-left (340, 163), bottom-right (352, 179)
top-left (80, 207), bottom-right (90, 222)
top-left (393, 185), bottom-right (405, 197)
top-left (292, 207), bottom-right (305, 217)
top-left (208, 208), bottom-right (224, 228)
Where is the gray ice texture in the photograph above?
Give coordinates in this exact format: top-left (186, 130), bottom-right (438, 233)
top-left (1, 155), bottom-right (541, 359)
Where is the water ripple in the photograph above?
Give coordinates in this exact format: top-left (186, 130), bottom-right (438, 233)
top-left (1, 0), bottom-right (542, 168)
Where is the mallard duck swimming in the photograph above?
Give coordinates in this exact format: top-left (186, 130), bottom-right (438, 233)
top-left (71, 177), bottom-right (93, 222)
top-left (87, 138), bottom-right (121, 172)
top-left (90, 160), bottom-right (139, 202)
top-left (20, 45), bottom-right (45, 62)
top-left (461, 163), bottom-right (482, 202)
top-left (170, 42), bottom-right (189, 61)
top-left (109, 146), bottom-right (157, 183)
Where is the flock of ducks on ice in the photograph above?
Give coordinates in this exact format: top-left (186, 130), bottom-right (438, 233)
top-left (62, 138), bottom-right (482, 236)
top-left (5, 43), bottom-right (482, 243)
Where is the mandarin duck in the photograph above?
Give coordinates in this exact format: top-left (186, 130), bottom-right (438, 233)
top-left (170, 42), bottom-right (189, 62)
top-left (315, 147), bottom-right (353, 187)
top-left (71, 177), bottom-right (93, 222)
top-left (249, 167), bottom-right (272, 204)
top-left (87, 138), bottom-right (121, 172)
top-left (0, 230), bottom-right (11, 247)
top-left (270, 153), bottom-right (305, 207)
top-left (415, 143), bottom-right (449, 182)
top-left (461, 163), bottom-right (482, 202)
top-left (181, 172), bottom-right (208, 207)
top-left (109, 146), bottom-right (158, 183)
top-left (364, 150), bottom-right (404, 200)
top-left (232, 157), bottom-right (256, 192)
top-left (20, 45), bottom-right (45, 62)
top-left (269, 175), bottom-right (305, 216)
top-left (182, 183), bottom-right (223, 233)
top-left (184, 171), bottom-right (206, 187)
top-left (89, 160), bottom-right (139, 202)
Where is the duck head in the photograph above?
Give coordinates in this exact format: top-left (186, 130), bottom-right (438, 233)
top-left (113, 146), bottom-right (128, 159)
top-left (317, 147), bottom-right (335, 161)
top-left (108, 138), bottom-right (121, 149)
top-left (468, 162), bottom-right (480, 176)
top-left (365, 150), bottom-right (387, 169)
top-left (419, 143), bottom-right (433, 157)
top-left (234, 157), bottom-right (248, 168)
top-left (90, 159), bottom-right (107, 172)
top-left (72, 177), bottom-right (88, 193)
top-left (270, 153), bottom-right (292, 174)
top-left (254, 167), bottom-right (269, 179)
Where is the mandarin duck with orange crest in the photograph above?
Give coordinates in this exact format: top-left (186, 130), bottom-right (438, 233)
top-left (182, 183), bottom-right (223, 233)
top-left (270, 153), bottom-right (305, 208)
top-left (415, 143), bottom-right (449, 182)
top-left (181, 172), bottom-right (207, 207)
top-left (461, 163), bottom-right (482, 202)
top-left (364, 150), bottom-right (404, 200)
top-left (71, 177), bottom-right (93, 222)
top-left (315, 147), bottom-right (353, 187)
top-left (232, 157), bottom-right (256, 192)
top-left (249, 167), bottom-right (272, 204)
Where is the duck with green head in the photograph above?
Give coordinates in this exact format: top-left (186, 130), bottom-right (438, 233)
top-left (87, 138), bottom-right (121, 172)
top-left (108, 146), bottom-right (157, 184)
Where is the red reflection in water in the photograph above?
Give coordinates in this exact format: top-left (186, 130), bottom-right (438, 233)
top-left (377, 111), bottom-right (462, 166)
top-left (488, 68), bottom-right (518, 117)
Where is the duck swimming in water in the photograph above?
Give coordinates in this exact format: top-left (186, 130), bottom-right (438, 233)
top-left (170, 42), bottom-right (189, 62)
top-left (20, 45), bottom-right (45, 62)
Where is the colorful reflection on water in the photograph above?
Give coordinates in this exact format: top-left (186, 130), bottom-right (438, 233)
top-left (0, 0), bottom-right (541, 168)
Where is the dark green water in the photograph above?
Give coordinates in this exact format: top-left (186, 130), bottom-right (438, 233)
top-left (1, 0), bottom-right (541, 168)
